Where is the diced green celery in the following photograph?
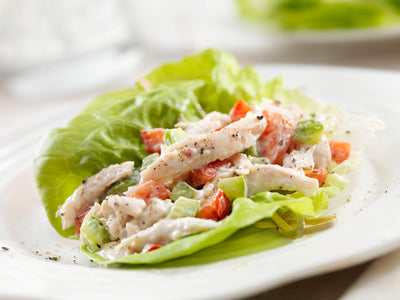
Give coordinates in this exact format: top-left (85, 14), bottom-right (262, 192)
top-left (248, 156), bottom-right (269, 165)
top-left (242, 145), bottom-right (258, 157)
top-left (170, 181), bottom-right (197, 202)
top-left (105, 171), bottom-right (140, 197)
top-left (293, 119), bottom-right (324, 145)
top-left (163, 128), bottom-right (188, 146)
top-left (80, 216), bottom-right (111, 252)
top-left (218, 176), bottom-right (248, 201)
top-left (168, 197), bottom-right (200, 219)
top-left (140, 153), bottom-right (159, 171)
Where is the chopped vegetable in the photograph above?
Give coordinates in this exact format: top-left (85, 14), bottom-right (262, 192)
top-left (140, 153), bottom-right (160, 172)
top-left (168, 197), bottom-right (200, 218)
top-left (129, 180), bottom-right (170, 203)
top-left (142, 244), bottom-right (163, 253)
top-left (293, 119), bottom-right (324, 145)
top-left (304, 168), bottom-right (327, 187)
top-left (105, 172), bottom-right (140, 196)
top-left (248, 156), bottom-right (269, 165)
top-left (170, 181), bottom-right (197, 202)
top-left (255, 208), bottom-right (336, 239)
top-left (229, 99), bottom-right (254, 122)
top-left (329, 140), bottom-right (351, 164)
top-left (163, 128), bottom-right (188, 146)
top-left (190, 159), bottom-right (233, 187)
top-left (74, 212), bottom-right (88, 235)
top-left (199, 189), bottom-right (231, 221)
top-left (218, 176), bottom-right (248, 201)
top-left (258, 111), bottom-right (293, 164)
top-left (80, 216), bottom-right (111, 252)
top-left (242, 145), bottom-right (258, 157)
top-left (140, 128), bottom-right (166, 154)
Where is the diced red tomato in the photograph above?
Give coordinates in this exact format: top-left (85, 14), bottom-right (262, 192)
top-left (258, 111), bottom-right (293, 165)
top-left (229, 99), bottom-right (254, 122)
top-left (142, 244), bottom-right (163, 253)
top-left (74, 211), bottom-right (88, 236)
top-left (190, 159), bottom-right (232, 187)
top-left (214, 127), bottom-right (223, 132)
top-left (304, 168), bottom-right (327, 187)
top-left (199, 189), bottom-right (231, 221)
top-left (140, 128), bottom-right (166, 154)
top-left (129, 180), bottom-right (170, 203)
top-left (329, 140), bottom-right (351, 164)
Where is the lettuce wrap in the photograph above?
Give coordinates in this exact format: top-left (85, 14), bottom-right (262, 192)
top-left (34, 49), bottom-right (367, 266)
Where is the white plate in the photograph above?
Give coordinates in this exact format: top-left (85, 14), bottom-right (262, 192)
top-left (0, 65), bottom-right (399, 300)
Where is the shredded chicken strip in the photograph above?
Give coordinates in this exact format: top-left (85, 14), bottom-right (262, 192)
top-left (101, 218), bottom-right (219, 258)
top-left (57, 161), bottom-right (135, 229)
top-left (246, 164), bottom-right (319, 197)
top-left (140, 112), bottom-right (267, 184)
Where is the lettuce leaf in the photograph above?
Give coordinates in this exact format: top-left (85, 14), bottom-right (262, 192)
top-left (81, 191), bottom-right (325, 265)
top-left (34, 49), bottom-right (354, 265)
top-left (34, 49), bottom-right (282, 239)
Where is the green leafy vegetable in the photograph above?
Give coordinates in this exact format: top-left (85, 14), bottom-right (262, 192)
top-left (34, 49), bottom-right (357, 265)
top-left (81, 192), bottom-right (325, 265)
top-left (34, 49), bottom-right (282, 238)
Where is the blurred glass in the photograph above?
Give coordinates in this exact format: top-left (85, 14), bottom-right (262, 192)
top-left (0, 0), bottom-right (141, 100)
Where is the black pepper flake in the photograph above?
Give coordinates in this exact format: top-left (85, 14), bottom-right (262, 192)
top-left (279, 140), bottom-right (283, 146)
top-left (233, 172), bottom-right (240, 177)
top-left (46, 256), bottom-right (59, 261)
top-left (2, 246), bottom-right (9, 251)
top-left (346, 130), bottom-right (351, 134)
top-left (82, 178), bottom-right (88, 184)
top-left (200, 148), bottom-right (204, 155)
top-left (256, 115), bottom-right (264, 120)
